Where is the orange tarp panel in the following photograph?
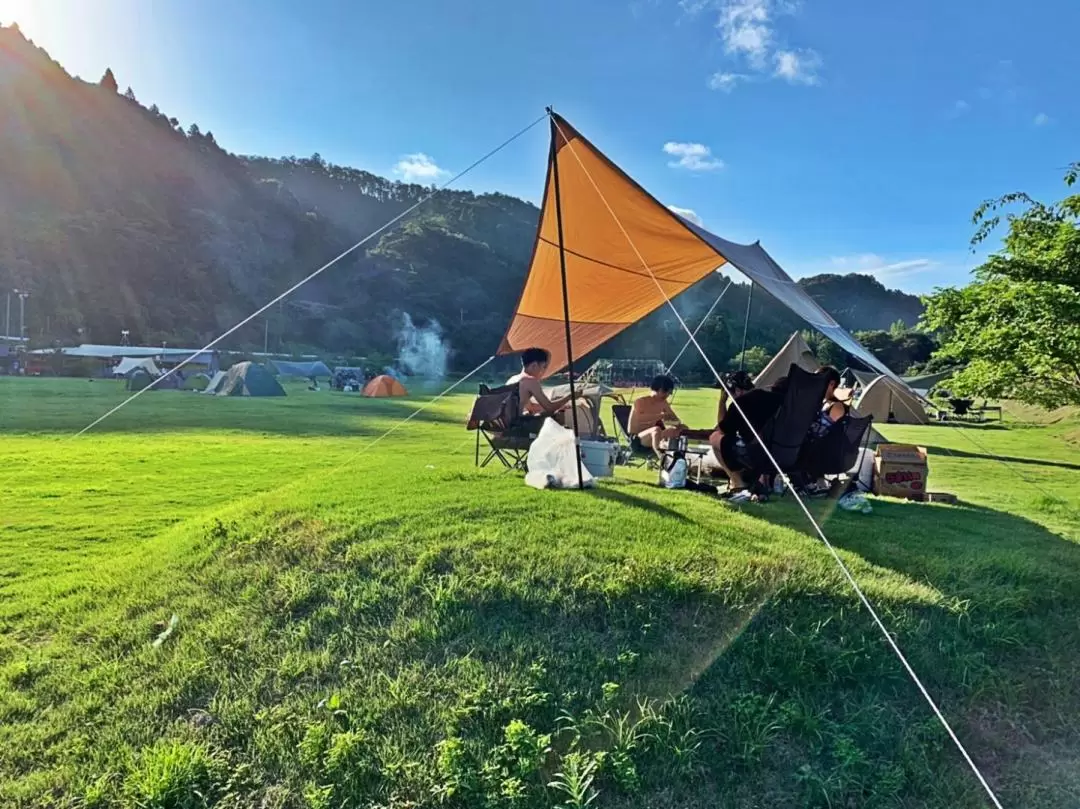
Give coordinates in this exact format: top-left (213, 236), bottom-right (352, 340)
top-left (362, 374), bottom-right (408, 397)
top-left (497, 114), bottom-right (727, 377)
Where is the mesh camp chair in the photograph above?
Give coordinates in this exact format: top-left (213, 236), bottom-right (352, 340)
top-left (611, 403), bottom-right (657, 469)
top-left (792, 412), bottom-right (874, 493)
top-left (466, 383), bottom-right (537, 471)
top-left (743, 364), bottom-right (832, 486)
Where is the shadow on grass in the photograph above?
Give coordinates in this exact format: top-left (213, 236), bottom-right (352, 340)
top-left (587, 485), bottom-right (694, 525)
top-left (923, 444), bottom-right (1080, 472)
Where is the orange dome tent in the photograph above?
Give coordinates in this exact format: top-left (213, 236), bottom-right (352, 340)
top-left (362, 374), bottom-right (408, 397)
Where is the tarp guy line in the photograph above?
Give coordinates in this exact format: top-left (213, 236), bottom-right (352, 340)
top-left (886, 385), bottom-right (1066, 505)
top-left (551, 115), bottom-right (1004, 809)
top-left (668, 276), bottom-right (734, 373)
top-left (66, 113), bottom-right (548, 439)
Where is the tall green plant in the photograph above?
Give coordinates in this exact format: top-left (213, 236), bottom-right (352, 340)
top-left (922, 163), bottom-right (1080, 407)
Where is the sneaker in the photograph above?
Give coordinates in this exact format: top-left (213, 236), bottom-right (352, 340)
top-left (726, 489), bottom-right (754, 504)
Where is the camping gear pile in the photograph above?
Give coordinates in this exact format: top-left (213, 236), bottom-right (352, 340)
top-left (331, 367), bottom-right (367, 391)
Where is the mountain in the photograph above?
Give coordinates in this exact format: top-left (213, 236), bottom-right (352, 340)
top-left (0, 24), bottom-right (923, 372)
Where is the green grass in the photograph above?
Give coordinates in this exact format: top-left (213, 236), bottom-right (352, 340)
top-left (1, 377), bottom-right (1078, 808)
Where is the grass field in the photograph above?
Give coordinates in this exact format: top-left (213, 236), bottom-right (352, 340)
top-left (1, 376), bottom-right (1078, 808)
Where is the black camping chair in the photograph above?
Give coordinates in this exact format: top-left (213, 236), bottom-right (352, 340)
top-left (792, 412), bottom-right (874, 493)
top-left (611, 403), bottom-right (657, 469)
top-left (743, 364), bottom-right (831, 488)
top-left (466, 383), bottom-right (537, 471)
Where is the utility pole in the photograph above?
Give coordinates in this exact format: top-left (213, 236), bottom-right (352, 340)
top-left (263, 318), bottom-right (269, 355)
top-left (4, 292), bottom-right (10, 340)
top-left (16, 290), bottom-right (28, 342)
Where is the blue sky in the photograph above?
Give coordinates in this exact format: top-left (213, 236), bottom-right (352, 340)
top-left (3, 0), bottom-right (1077, 293)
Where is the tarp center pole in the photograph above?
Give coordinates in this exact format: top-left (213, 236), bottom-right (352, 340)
top-left (547, 108), bottom-right (585, 490)
top-left (738, 282), bottom-right (754, 371)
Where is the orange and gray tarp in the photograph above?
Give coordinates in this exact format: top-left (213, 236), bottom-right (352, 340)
top-left (497, 113), bottom-right (906, 388)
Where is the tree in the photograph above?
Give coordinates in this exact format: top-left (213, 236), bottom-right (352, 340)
top-left (124, 86), bottom-right (136, 102)
top-left (922, 163), bottom-right (1080, 407)
top-left (99, 68), bottom-right (118, 92)
top-left (187, 123), bottom-right (201, 138)
top-left (731, 346), bottom-right (771, 375)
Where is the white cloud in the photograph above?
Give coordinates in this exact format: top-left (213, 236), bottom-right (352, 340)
top-left (707, 71), bottom-right (746, 92)
top-left (393, 153), bottom-right (448, 183)
top-left (718, 0), bottom-right (773, 67)
top-left (690, 0), bottom-right (820, 89)
top-left (663, 141), bottom-right (725, 171)
top-left (828, 253), bottom-right (937, 281)
top-left (1034, 112), bottom-right (1051, 126)
top-left (773, 48), bottom-right (821, 85)
top-left (667, 205), bottom-right (704, 226)
top-left (948, 99), bottom-right (971, 119)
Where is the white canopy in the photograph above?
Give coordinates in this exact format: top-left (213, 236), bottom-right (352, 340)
top-left (113, 357), bottom-right (161, 377)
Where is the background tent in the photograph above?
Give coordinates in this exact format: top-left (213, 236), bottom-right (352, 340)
top-left (202, 370), bottom-right (227, 394)
top-left (126, 368), bottom-right (156, 391)
top-left (215, 362), bottom-right (286, 397)
top-left (271, 359), bottom-right (331, 378)
top-left (754, 332), bottom-right (820, 389)
top-left (844, 368), bottom-right (880, 390)
top-left (497, 113), bottom-right (908, 392)
top-left (113, 357), bottom-right (160, 377)
top-left (856, 376), bottom-right (928, 425)
top-left (182, 372), bottom-right (211, 391)
top-left (363, 375), bottom-right (408, 397)
top-left (903, 369), bottom-right (957, 396)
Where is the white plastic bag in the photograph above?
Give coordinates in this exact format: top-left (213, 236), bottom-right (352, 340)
top-left (524, 419), bottom-right (596, 490)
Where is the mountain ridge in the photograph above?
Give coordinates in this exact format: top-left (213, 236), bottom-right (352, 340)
top-left (0, 24), bottom-right (924, 371)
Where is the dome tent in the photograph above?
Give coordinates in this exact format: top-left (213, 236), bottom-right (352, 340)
top-left (362, 374), bottom-right (408, 397)
top-left (126, 368), bottom-right (157, 392)
top-left (215, 362), bottom-right (286, 397)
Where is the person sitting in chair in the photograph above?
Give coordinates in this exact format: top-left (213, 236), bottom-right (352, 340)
top-left (628, 375), bottom-right (684, 459)
top-left (506, 347), bottom-right (573, 417)
top-left (708, 371), bottom-right (783, 496)
top-left (808, 366), bottom-right (851, 440)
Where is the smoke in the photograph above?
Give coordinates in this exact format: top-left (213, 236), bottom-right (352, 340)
top-left (396, 313), bottom-right (449, 378)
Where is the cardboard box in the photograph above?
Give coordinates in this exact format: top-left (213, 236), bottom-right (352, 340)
top-left (873, 444), bottom-right (929, 500)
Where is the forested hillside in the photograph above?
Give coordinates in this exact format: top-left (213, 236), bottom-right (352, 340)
top-left (0, 24), bottom-right (925, 372)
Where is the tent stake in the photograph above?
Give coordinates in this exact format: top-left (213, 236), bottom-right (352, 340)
top-left (548, 109), bottom-right (585, 490)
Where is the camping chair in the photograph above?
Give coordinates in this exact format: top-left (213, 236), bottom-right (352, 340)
top-left (466, 383), bottom-right (536, 471)
top-left (611, 403), bottom-right (658, 469)
top-left (743, 364), bottom-right (831, 492)
top-left (791, 413), bottom-right (874, 494)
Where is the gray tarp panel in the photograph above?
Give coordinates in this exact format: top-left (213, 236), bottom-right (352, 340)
top-left (676, 218), bottom-right (909, 388)
top-left (271, 360), bottom-right (332, 378)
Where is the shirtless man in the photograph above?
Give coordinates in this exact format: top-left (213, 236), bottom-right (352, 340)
top-left (628, 375), bottom-right (684, 458)
top-left (506, 347), bottom-right (573, 417)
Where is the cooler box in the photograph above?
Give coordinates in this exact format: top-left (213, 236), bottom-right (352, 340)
top-left (873, 444), bottom-right (929, 500)
top-left (579, 439), bottom-right (617, 478)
